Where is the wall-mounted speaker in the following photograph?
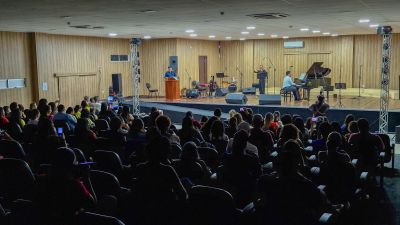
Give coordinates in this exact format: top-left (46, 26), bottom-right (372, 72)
top-left (225, 93), bottom-right (248, 104)
top-left (259, 94), bottom-right (281, 105)
top-left (169, 56), bottom-right (178, 72)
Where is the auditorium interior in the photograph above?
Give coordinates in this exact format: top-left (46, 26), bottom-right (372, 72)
top-left (1, 0), bottom-right (400, 225)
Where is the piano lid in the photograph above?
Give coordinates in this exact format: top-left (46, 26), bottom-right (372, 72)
top-left (306, 62), bottom-right (331, 79)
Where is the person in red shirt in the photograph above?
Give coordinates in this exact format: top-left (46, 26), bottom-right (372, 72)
top-left (0, 107), bottom-right (9, 129)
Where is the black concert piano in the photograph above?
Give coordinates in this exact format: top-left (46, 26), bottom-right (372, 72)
top-left (294, 62), bottom-right (333, 100)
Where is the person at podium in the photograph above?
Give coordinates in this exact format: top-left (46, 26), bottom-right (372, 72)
top-left (254, 65), bottom-right (268, 94)
top-left (164, 67), bottom-right (177, 80)
top-left (282, 71), bottom-right (301, 101)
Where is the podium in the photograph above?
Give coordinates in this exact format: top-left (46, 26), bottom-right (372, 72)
top-left (165, 78), bottom-right (180, 100)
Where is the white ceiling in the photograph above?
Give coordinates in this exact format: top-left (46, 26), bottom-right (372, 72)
top-left (0, 0), bottom-right (399, 40)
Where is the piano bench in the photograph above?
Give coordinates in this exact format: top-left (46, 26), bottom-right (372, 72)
top-left (280, 89), bottom-right (292, 102)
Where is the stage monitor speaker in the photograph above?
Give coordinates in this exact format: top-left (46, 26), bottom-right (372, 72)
top-left (112, 73), bottom-right (122, 95)
top-left (169, 56), bottom-right (178, 72)
top-left (225, 93), bottom-right (248, 104)
top-left (259, 94), bottom-right (281, 105)
top-left (215, 88), bottom-right (228, 97)
top-left (242, 87), bottom-right (256, 95)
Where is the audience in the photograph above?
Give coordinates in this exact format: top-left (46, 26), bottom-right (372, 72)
top-left (156, 115), bottom-right (180, 145)
top-left (54, 104), bottom-right (77, 130)
top-left (177, 116), bottom-right (204, 145)
top-left (0, 107), bottom-right (9, 129)
top-left (249, 114), bottom-right (274, 163)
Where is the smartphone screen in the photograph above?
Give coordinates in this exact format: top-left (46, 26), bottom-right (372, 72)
top-left (57, 127), bottom-right (63, 136)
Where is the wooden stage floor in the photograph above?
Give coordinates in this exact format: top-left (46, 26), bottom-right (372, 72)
top-left (142, 93), bottom-right (400, 111)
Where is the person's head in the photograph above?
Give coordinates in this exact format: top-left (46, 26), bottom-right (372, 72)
top-left (181, 142), bottom-right (199, 162)
top-left (280, 114), bottom-right (292, 125)
top-left (252, 114), bottom-right (264, 128)
top-left (94, 96), bottom-right (99, 103)
top-left (3, 106), bottom-right (10, 115)
top-left (30, 109), bottom-right (40, 120)
top-left (273, 111), bottom-right (281, 122)
top-left (146, 136), bottom-right (171, 162)
top-left (42, 105), bottom-right (51, 117)
top-left (10, 102), bottom-right (18, 111)
top-left (66, 107), bottom-right (73, 114)
top-left (264, 112), bottom-right (273, 125)
top-left (38, 117), bottom-right (56, 136)
top-left (48, 102), bottom-right (56, 114)
top-left (149, 110), bottom-right (161, 127)
top-left (100, 102), bottom-right (108, 113)
top-left (279, 124), bottom-right (299, 141)
top-left (131, 118), bottom-right (144, 133)
top-left (200, 116), bottom-right (208, 124)
top-left (305, 117), bottom-right (312, 130)
top-left (0, 107), bottom-right (4, 117)
top-left (317, 94), bottom-right (325, 104)
top-left (155, 115), bottom-right (171, 133)
top-left (327, 132), bottom-right (342, 153)
top-left (232, 130), bottom-right (249, 156)
top-left (83, 96), bottom-right (89, 102)
top-left (286, 71), bottom-right (292, 77)
top-left (29, 102), bottom-right (37, 110)
top-left (122, 105), bottom-right (130, 116)
top-left (228, 109), bottom-right (236, 119)
top-left (330, 121), bottom-right (341, 133)
top-left (182, 116), bottom-right (194, 131)
top-left (357, 118), bottom-right (369, 133)
top-left (259, 65), bottom-right (264, 70)
top-left (168, 67), bottom-right (173, 72)
top-left (81, 100), bottom-right (88, 109)
top-left (52, 147), bottom-right (77, 174)
top-left (150, 107), bottom-right (158, 113)
top-left (237, 121), bottom-right (251, 133)
top-left (9, 109), bottom-right (21, 124)
top-left (211, 120), bottom-right (225, 139)
top-left (344, 114), bottom-right (355, 126)
top-left (202, 116), bottom-right (218, 132)
top-left (186, 111), bottom-right (193, 118)
top-left (246, 108), bottom-right (253, 116)
top-left (81, 108), bottom-right (90, 119)
top-left (229, 117), bottom-right (237, 130)
top-left (293, 117), bottom-right (305, 133)
top-left (233, 113), bottom-right (243, 124)
top-left (18, 104), bottom-right (24, 112)
top-left (110, 117), bottom-right (123, 131)
top-left (348, 121), bottom-right (358, 133)
top-left (318, 122), bottom-right (332, 139)
top-left (214, 108), bottom-right (222, 118)
top-left (57, 104), bottom-right (65, 113)
top-left (278, 140), bottom-right (303, 175)
top-left (74, 105), bottom-right (81, 113)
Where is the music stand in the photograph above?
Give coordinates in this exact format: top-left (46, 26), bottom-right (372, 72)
top-left (334, 82), bottom-right (346, 108)
top-left (216, 72), bottom-right (225, 87)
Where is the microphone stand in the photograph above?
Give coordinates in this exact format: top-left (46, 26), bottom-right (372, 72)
top-left (267, 57), bottom-right (277, 94)
top-left (236, 66), bottom-right (243, 92)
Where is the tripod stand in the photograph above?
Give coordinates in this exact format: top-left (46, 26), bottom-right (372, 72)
top-left (334, 67), bottom-right (346, 108)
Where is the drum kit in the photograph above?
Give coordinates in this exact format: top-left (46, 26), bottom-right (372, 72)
top-left (184, 73), bottom-right (238, 98)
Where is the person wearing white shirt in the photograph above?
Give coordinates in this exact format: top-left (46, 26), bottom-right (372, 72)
top-left (282, 71), bottom-right (301, 101)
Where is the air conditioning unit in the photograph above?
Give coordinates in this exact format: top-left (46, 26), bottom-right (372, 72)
top-left (284, 41), bottom-right (304, 48)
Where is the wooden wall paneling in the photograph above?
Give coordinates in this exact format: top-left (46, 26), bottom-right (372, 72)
top-left (0, 32), bottom-right (34, 106)
top-left (389, 34), bottom-right (400, 91)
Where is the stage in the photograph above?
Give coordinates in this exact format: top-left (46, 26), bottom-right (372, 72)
top-left (123, 88), bottom-right (400, 132)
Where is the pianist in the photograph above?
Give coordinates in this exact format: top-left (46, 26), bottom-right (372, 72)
top-left (164, 67), bottom-right (177, 79)
top-left (282, 71), bottom-right (301, 101)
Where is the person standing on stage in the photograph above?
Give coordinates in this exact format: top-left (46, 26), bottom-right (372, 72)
top-left (254, 65), bottom-right (268, 94)
top-left (282, 71), bottom-right (301, 101)
top-left (164, 67), bottom-right (177, 79)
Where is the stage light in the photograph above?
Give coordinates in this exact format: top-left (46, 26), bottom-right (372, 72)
top-left (108, 33), bottom-right (117, 37)
top-left (300, 28), bottom-right (309, 31)
top-left (225, 36), bottom-right (232, 40)
top-left (189, 33), bottom-right (198, 37)
top-left (185, 29), bottom-right (194, 33)
top-left (239, 38), bottom-right (246, 41)
top-left (270, 34), bottom-right (278, 38)
top-left (208, 35), bottom-right (216, 38)
top-left (282, 36), bottom-right (289, 39)
top-left (241, 31), bottom-right (249, 35)
top-left (369, 24), bottom-right (379, 28)
top-left (246, 26), bottom-right (256, 30)
top-left (322, 32), bottom-right (330, 35)
top-left (143, 35), bottom-right (152, 39)
top-left (257, 33), bottom-right (265, 36)
top-left (312, 30), bottom-right (320, 33)
top-left (359, 19), bottom-right (370, 23)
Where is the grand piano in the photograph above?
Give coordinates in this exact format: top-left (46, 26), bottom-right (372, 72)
top-left (294, 62), bottom-right (333, 100)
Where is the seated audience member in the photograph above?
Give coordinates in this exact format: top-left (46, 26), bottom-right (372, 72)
top-left (3, 106), bottom-right (10, 117)
top-left (27, 109), bottom-right (40, 126)
top-left (319, 132), bottom-right (356, 204)
top-left (134, 136), bottom-right (187, 224)
top-left (29, 102), bottom-right (37, 110)
top-left (156, 115), bottom-right (180, 145)
top-left (0, 107), bottom-right (9, 129)
top-left (9, 101), bottom-right (18, 112)
top-left (293, 117), bottom-right (309, 144)
top-left (39, 104), bottom-right (52, 120)
top-left (186, 111), bottom-right (201, 129)
top-left (33, 118), bottom-right (58, 165)
top-left (200, 116), bottom-right (219, 142)
top-left (228, 109), bottom-right (237, 119)
top-left (66, 106), bottom-right (74, 115)
top-left (73, 105), bottom-right (81, 119)
top-left (75, 118), bottom-right (97, 143)
top-left (277, 124), bottom-right (303, 150)
top-left (309, 94), bottom-right (329, 117)
top-left (344, 121), bottom-right (358, 142)
top-left (330, 121), bottom-right (341, 134)
top-left (147, 109), bottom-right (161, 128)
top-left (233, 112), bottom-right (243, 124)
top-left (239, 107), bottom-right (251, 124)
top-left (262, 112), bottom-right (278, 133)
top-left (348, 118), bottom-right (384, 171)
top-left (341, 114), bottom-right (355, 135)
top-left (273, 111), bottom-right (282, 127)
top-left (54, 104), bottom-right (77, 130)
top-left (174, 141), bottom-right (211, 183)
top-left (37, 98), bottom-right (48, 115)
top-left (227, 121), bottom-right (259, 158)
top-left (18, 104), bottom-right (26, 120)
top-left (225, 117), bottom-right (238, 139)
top-left (6, 109), bottom-right (24, 141)
top-left (309, 121), bottom-right (332, 153)
top-left (80, 108), bottom-right (95, 129)
top-left (126, 118), bottom-right (147, 163)
top-left (92, 96), bottom-right (101, 113)
top-left (177, 116), bottom-right (204, 145)
top-left (120, 105), bottom-right (134, 125)
top-left (200, 115), bottom-right (208, 126)
top-left (256, 141), bottom-right (331, 225)
top-left (98, 102), bottom-right (117, 121)
top-left (103, 117), bottom-right (127, 146)
top-left (48, 102), bottom-right (57, 120)
top-left (209, 119), bottom-right (229, 155)
top-left (36, 147), bottom-right (95, 225)
top-left (81, 100), bottom-right (90, 111)
top-left (318, 132), bottom-right (351, 165)
top-left (223, 130), bottom-right (262, 207)
top-left (214, 108), bottom-right (222, 119)
top-left (249, 114), bottom-right (274, 163)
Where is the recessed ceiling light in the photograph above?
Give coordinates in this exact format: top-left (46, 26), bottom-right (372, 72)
top-left (185, 29), bottom-right (194, 33)
top-left (257, 33), bottom-right (265, 36)
top-left (369, 24), bottom-right (379, 28)
top-left (108, 33), bottom-right (117, 37)
top-left (208, 35), bottom-right (216, 38)
top-left (143, 35), bottom-right (152, 39)
top-left (359, 19), bottom-right (370, 23)
top-left (322, 32), bottom-right (330, 35)
top-left (239, 38), bottom-right (246, 41)
top-left (331, 34), bottom-right (339, 37)
top-left (225, 36), bottom-right (232, 40)
top-left (300, 28), bottom-right (309, 31)
top-left (312, 30), bottom-right (320, 33)
top-left (241, 31), bottom-right (249, 35)
top-left (246, 26), bottom-right (256, 30)
top-left (282, 36), bottom-right (289, 39)
top-left (270, 34), bottom-right (278, 38)
top-left (190, 33), bottom-right (198, 37)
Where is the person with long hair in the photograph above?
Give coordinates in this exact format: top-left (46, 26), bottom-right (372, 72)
top-left (200, 116), bottom-right (219, 142)
top-left (177, 116), bottom-right (204, 145)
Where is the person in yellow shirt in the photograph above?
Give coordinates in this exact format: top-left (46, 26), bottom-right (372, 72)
top-left (73, 105), bottom-right (81, 119)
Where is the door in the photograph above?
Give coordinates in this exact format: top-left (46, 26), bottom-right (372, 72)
top-left (199, 56), bottom-right (208, 84)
